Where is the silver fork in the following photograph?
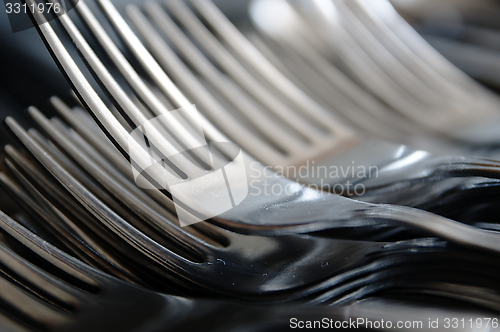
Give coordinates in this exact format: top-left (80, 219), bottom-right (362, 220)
top-left (121, 0), bottom-right (500, 193)
top-left (12, 114), bottom-right (482, 301)
top-left (5, 110), bottom-right (500, 310)
top-left (351, 0), bottom-right (494, 98)
top-left (163, 0), bottom-right (429, 147)
top-left (188, 0), bottom-right (500, 143)
top-left (3, 160), bottom-right (500, 313)
top-left (244, 29), bottom-right (426, 145)
top-left (255, 0), bottom-right (500, 145)
top-left (0, 209), bottom-right (406, 332)
top-left (18, 0), bottom-right (500, 252)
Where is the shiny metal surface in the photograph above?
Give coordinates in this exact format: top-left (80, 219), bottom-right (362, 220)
top-left (2, 114), bottom-right (500, 312)
top-left (1, 208), bottom-right (498, 330)
top-left (119, 0), bottom-right (500, 201)
top-left (0, 116), bottom-right (458, 299)
top-left (14, 0), bottom-right (500, 253)
top-left (251, 0), bottom-right (500, 144)
top-left (1, 0), bottom-right (500, 330)
top-left (0, 210), bottom-right (397, 331)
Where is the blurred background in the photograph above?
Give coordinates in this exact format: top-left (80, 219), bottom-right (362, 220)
top-left (2, 0), bottom-right (500, 120)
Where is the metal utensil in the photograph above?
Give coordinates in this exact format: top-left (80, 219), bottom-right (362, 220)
top-left (4, 117), bottom-right (500, 311)
top-left (17, 0), bottom-right (500, 253)
top-left (0, 209), bottom-right (395, 332)
top-left (250, 0), bottom-right (500, 144)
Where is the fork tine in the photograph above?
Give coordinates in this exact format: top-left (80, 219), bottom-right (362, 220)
top-left (348, 0), bottom-right (500, 122)
top-left (22, 0), bottom-right (183, 190)
top-left (249, 33), bottom-right (425, 139)
top-left (253, 36), bottom-right (409, 140)
top-left (50, 100), bottom-right (200, 220)
top-left (160, 0), bottom-right (364, 165)
top-left (49, 117), bottom-right (171, 217)
top-left (127, 5), bottom-right (297, 163)
top-left (50, 97), bottom-right (134, 180)
top-left (3, 147), bottom-right (118, 236)
top-left (4, 140), bottom-right (192, 291)
top-left (0, 237), bottom-right (83, 309)
top-left (27, 128), bottom-right (150, 225)
top-left (138, 2), bottom-right (313, 149)
top-left (4, 117), bottom-right (206, 285)
top-left (345, 0), bottom-right (465, 98)
top-left (0, 210), bottom-right (100, 290)
top-left (92, 0), bottom-right (239, 161)
top-left (0, 264), bottom-right (68, 329)
top-left (2, 147), bottom-right (166, 284)
top-left (53, 0), bottom-right (211, 178)
top-left (332, 0), bottom-right (447, 107)
top-left (286, 0), bottom-right (500, 137)
top-left (187, 0), bottom-right (354, 135)
top-left (8, 136), bottom-right (140, 232)
top-left (1, 168), bottom-right (146, 286)
top-left (1, 167), bottom-right (96, 261)
top-left (4, 145), bottom-right (113, 231)
top-left (340, 0), bottom-right (500, 130)
top-left (26, 107), bottom-right (212, 257)
top-left (48, 114), bottom-right (178, 215)
top-left (26, 126), bottom-right (195, 254)
top-left (355, 0), bottom-right (492, 98)
top-left (163, 0), bottom-right (332, 138)
top-left (48, 115), bottom-right (230, 249)
top-left (284, 0), bottom-right (450, 127)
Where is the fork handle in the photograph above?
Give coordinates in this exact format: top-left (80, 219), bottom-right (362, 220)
top-left (362, 204), bottom-right (500, 254)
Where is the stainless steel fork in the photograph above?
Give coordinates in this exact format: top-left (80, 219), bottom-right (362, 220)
top-left (121, 0), bottom-right (500, 194)
top-left (1, 209), bottom-right (406, 332)
top-left (1, 207), bottom-right (497, 331)
top-left (9, 114), bottom-right (479, 301)
top-left (17, 0), bottom-right (500, 253)
top-left (4, 112), bottom-right (500, 311)
top-left (250, 0), bottom-right (500, 145)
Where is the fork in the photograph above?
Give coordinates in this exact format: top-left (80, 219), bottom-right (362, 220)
top-left (2, 204), bottom-right (498, 331)
top-left (121, 0), bottom-right (500, 192)
top-left (353, 0), bottom-right (496, 96)
top-left (16, 0), bottom-right (500, 252)
top-left (190, 0), bottom-right (500, 142)
top-left (96, 0), bottom-right (500, 203)
top-left (3, 1), bottom-right (500, 328)
top-left (9, 115), bottom-right (474, 301)
top-left (53, 2), bottom-right (495, 205)
top-left (6, 114), bottom-right (500, 311)
top-left (1, 209), bottom-right (411, 332)
top-left (4, 163), bottom-right (500, 313)
top-left (254, 0), bottom-right (500, 145)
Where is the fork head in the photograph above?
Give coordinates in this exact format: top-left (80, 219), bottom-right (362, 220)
top-left (1, 209), bottom-right (390, 332)
top-left (17, 0), bottom-right (500, 258)
top-left (6, 105), bottom-right (500, 309)
top-left (250, 0), bottom-right (500, 144)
